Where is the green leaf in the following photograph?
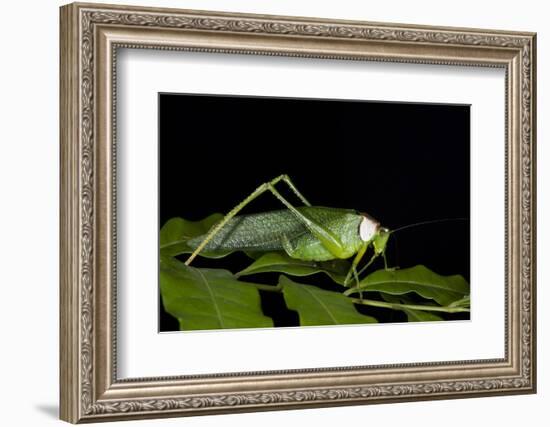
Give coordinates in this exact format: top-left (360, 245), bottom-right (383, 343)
top-left (160, 257), bottom-right (273, 331)
top-left (347, 265), bottom-right (469, 306)
top-left (380, 294), bottom-right (443, 322)
top-left (237, 252), bottom-right (349, 284)
top-left (280, 276), bottom-right (376, 326)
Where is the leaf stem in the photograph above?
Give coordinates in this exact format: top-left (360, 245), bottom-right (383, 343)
top-left (350, 298), bottom-right (470, 313)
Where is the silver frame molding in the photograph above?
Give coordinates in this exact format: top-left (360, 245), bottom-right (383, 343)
top-left (60, 2), bottom-right (537, 423)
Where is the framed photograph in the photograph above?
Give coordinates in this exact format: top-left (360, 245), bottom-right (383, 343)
top-left (157, 92), bottom-right (472, 332)
top-left (60, 2), bottom-right (537, 423)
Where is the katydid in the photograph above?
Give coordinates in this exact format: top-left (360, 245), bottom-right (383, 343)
top-left (184, 174), bottom-right (392, 286)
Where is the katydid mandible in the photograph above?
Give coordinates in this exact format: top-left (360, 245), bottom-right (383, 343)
top-left (184, 174), bottom-right (391, 286)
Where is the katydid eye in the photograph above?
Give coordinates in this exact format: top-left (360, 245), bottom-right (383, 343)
top-left (359, 215), bottom-right (379, 242)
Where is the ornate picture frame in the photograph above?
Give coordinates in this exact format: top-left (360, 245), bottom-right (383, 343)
top-left (60, 2), bottom-right (536, 423)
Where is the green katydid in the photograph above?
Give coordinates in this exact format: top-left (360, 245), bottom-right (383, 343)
top-left (184, 174), bottom-right (393, 286)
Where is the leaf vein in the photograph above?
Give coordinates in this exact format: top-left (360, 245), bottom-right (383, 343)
top-left (300, 286), bottom-right (338, 324)
top-left (194, 268), bottom-right (225, 328)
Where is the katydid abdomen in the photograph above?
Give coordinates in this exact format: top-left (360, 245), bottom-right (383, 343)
top-left (187, 206), bottom-right (365, 261)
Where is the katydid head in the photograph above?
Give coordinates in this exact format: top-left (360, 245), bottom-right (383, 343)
top-left (373, 227), bottom-right (391, 255)
top-left (359, 214), bottom-right (391, 254)
top-left (358, 214), bottom-right (380, 242)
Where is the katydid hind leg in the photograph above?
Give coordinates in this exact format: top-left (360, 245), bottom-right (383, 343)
top-left (278, 174), bottom-right (312, 207)
top-left (185, 175), bottom-right (342, 265)
top-left (185, 179), bottom-right (270, 265)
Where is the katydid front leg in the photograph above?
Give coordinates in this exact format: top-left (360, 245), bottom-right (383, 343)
top-left (185, 175), bottom-right (348, 266)
top-left (350, 238), bottom-right (396, 299)
top-left (356, 252), bottom-right (381, 278)
top-left (343, 241), bottom-right (369, 287)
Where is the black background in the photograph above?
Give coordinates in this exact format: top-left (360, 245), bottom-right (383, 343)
top-left (159, 93), bottom-right (470, 331)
